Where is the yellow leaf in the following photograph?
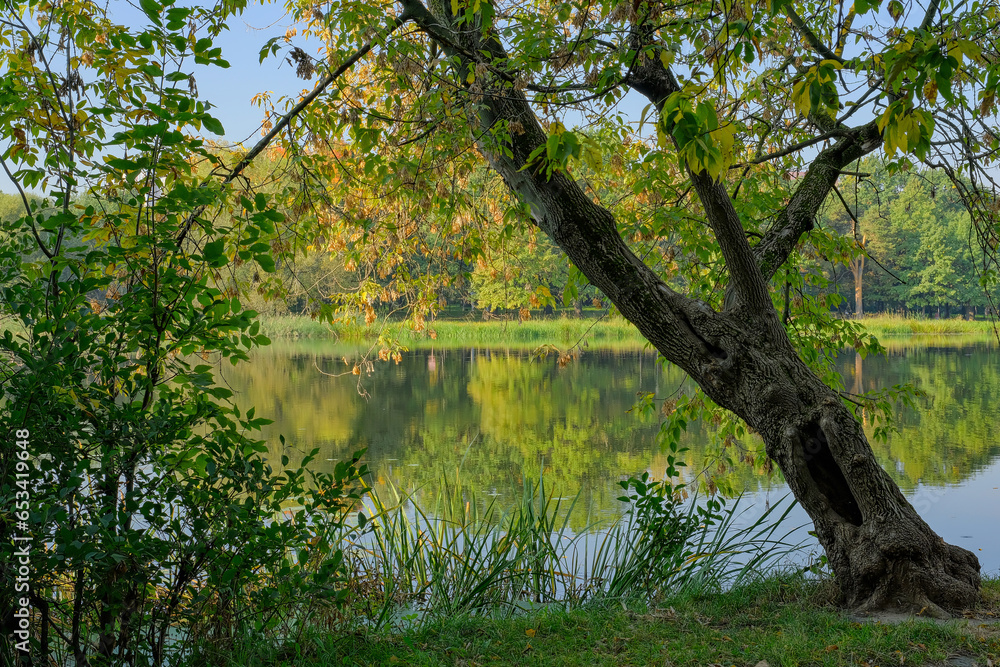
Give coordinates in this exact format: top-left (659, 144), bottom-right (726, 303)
top-left (451, 0), bottom-right (460, 14)
top-left (876, 106), bottom-right (893, 133)
top-left (580, 137), bottom-right (603, 172)
top-left (712, 124), bottom-right (736, 166)
top-left (883, 123), bottom-right (900, 157)
top-left (655, 124), bottom-right (670, 148)
top-left (659, 50), bottom-right (674, 69)
top-left (790, 79), bottom-right (812, 118)
top-left (949, 38), bottom-right (981, 64)
top-left (980, 89), bottom-right (995, 117)
top-left (525, 628), bottom-right (536, 637)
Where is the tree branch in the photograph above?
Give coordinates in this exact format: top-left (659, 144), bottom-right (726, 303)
top-left (920, 0), bottom-right (943, 30)
top-left (624, 35), bottom-right (775, 317)
top-left (0, 155), bottom-right (52, 259)
top-left (784, 6), bottom-right (844, 64)
top-left (175, 11), bottom-right (411, 247)
top-left (753, 121), bottom-right (882, 282)
top-left (734, 127), bottom-right (851, 167)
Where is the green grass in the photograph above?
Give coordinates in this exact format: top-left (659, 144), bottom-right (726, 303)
top-left (11, 311), bottom-right (1000, 347)
top-left (0, 316), bottom-right (26, 336)
top-left (404, 318), bottom-right (645, 348)
top-left (342, 477), bottom-right (801, 631)
top-left (187, 469), bottom-right (1000, 666)
top-left (208, 575), bottom-right (1000, 666)
top-left (255, 314), bottom-right (359, 339)
top-left (255, 313), bottom-right (649, 349)
top-left (857, 313), bottom-right (1000, 337)
top-left (184, 470), bottom-right (809, 665)
top-left (255, 313), bottom-right (1000, 350)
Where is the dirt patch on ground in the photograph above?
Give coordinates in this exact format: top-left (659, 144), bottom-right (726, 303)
top-left (848, 613), bottom-right (1000, 626)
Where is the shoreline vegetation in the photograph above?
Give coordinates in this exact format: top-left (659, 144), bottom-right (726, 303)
top-left (254, 313), bottom-right (1000, 347)
top-left (210, 574), bottom-right (1000, 665)
top-left (195, 472), bottom-right (1000, 666)
top-left (7, 312), bottom-right (995, 350)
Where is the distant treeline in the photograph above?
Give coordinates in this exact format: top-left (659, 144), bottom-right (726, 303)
top-left (3, 161), bottom-right (993, 320)
top-left (817, 164), bottom-right (994, 318)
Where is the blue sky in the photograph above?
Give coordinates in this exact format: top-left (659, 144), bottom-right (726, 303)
top-left (0, 1), bottom-right (311, 194)
top-left (191, 2), bottom-right (313, 144)
top-left (2, 1), bottom-right (915, 196)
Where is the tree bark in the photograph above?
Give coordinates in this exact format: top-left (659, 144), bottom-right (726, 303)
top-left (850, 244), bottom-right (865, 318)
top-left (707, 330), bottom-right (979, 615)
top-left (854, 259), bottom-right (864, 317)
top-left (399, 0), bottom-right (981, 613)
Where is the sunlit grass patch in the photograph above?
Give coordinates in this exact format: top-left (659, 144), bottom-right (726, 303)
top-left (254, 313), bottom-right (649, 349)
top-left (858, 313), bottom-right (999, 337)
top-left (215, 573), bottom-right (1000, 666)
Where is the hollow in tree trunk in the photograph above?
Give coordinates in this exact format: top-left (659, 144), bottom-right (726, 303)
top-left (720, 332), bottom-right (980, 615)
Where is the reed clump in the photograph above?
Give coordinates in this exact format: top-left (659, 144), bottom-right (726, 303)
top-left (338, 470), bottom-right (803, 631)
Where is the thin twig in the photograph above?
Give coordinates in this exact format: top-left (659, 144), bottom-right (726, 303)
top-left (175, 11), bottom-right (412, 247)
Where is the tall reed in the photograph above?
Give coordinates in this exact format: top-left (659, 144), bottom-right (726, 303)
top-left (341, 472), bottom-right (803, 630)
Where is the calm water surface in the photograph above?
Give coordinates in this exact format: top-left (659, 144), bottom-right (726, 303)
top-left (222, 338), bottom-right (1000, 574)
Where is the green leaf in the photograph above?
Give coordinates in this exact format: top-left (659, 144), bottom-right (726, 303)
top-left (202, 115), bottom-right (225, 136)
top-left (202, 239), bottom-right (225, 262)
top-left (853, 0), bottom-right (880, 14)
top-left (255, 254), bottom-right (275, 273)
top-left (139, 0), bottom-right (162, 24)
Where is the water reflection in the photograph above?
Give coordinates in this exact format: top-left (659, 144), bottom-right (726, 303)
top-left (222, 339), bottom-right (999, 506)
top-left (851, 340), bottom-right (1000, 487)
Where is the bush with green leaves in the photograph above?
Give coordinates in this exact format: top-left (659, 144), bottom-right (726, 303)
top-left (0, 1), bottom-right (368, 664)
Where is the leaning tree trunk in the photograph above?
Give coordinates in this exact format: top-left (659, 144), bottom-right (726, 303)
top-left (400, 0), bottom-right (981, 613)
top-left (695, 318), bottom-right (980, 615)
top-left (528, 178), bottom-right (984, 613)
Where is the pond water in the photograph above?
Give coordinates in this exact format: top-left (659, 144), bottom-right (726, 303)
top-left (220, 337), bottom-right (1000, 575)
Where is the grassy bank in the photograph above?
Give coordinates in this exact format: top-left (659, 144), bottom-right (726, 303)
top-left (189, 473), bottom-right (999, 666)
top-left (256, 314), bottom-right (649, 349)
top-left (8, 312), bottom-right (999, 347)
top-left (858, 313), bottom-right (1000, 337)
top-left (211, 574), bottom-right (1000, 666)
top-left (255, 313), bottom-right (1000, 348)
top-left (409, 318), bottom-right (644, 348)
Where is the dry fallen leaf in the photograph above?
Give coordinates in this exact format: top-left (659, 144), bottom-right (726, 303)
top-left (525, 628), bottom-right (536, 637)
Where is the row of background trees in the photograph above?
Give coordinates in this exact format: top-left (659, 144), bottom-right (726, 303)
top-left (820, 160), bottom-right (994, 318)
top-left (4, 156), bottom-right (987, 321)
